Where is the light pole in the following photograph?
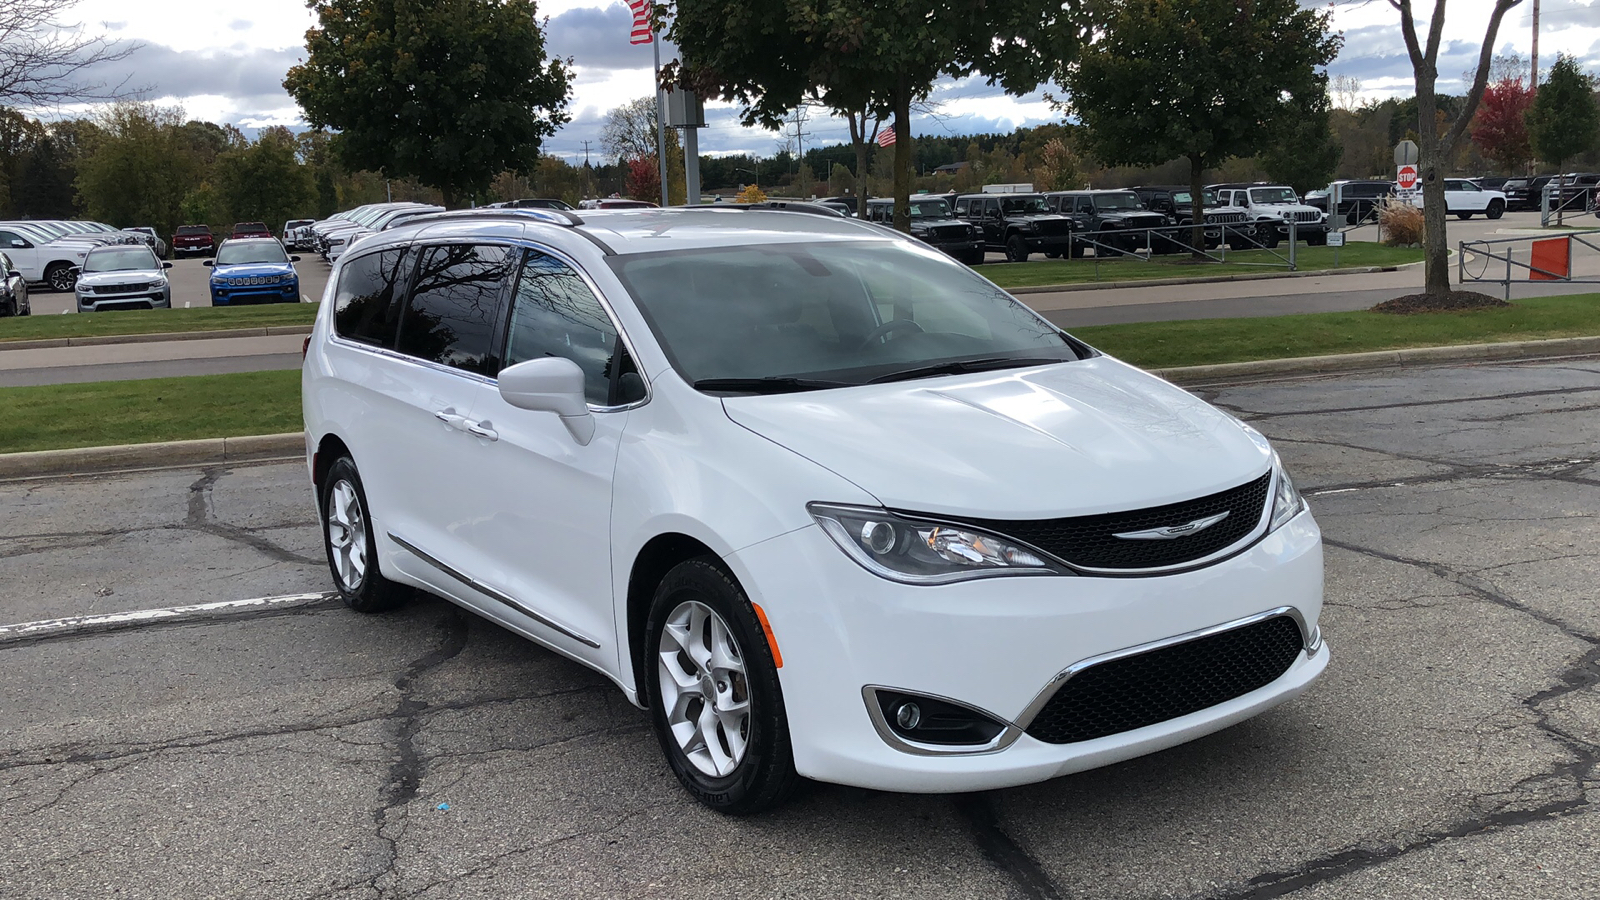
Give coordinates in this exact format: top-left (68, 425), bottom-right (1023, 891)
top-left (734, 167), bottom-right (759, 190)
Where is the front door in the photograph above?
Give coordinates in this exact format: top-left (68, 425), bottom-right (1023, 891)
top-left (453, 247), bottom-right (632, 670)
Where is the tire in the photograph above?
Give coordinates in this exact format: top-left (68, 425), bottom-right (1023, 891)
top-left (964, 250), bottom-right (985, 266)
top-left (1069, 239), bottom-right (1086, 259)
top-left (45, 263), bottom-right (76, 293)
top-left (1487, 200), bottom-right (1504, 220)
top-left (1044, 251), bottom-right (1061, 259)
top-left (321, 456), bottom-right (407, 613)
top-left (1005, 234), bottom-right (1030, 263)
top-left (644, 557), bottom-right (798, 814)
top-left (1257, 225), bottom-right (1280, 249)
top-left (1456, 212), bottom-right (1473, 220)
top-left (1, 295), bottom-right (13, 317)
top-left (1307, 232), bottom-right (1327, 247)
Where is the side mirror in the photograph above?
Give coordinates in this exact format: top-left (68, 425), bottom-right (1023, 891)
top-left (289, 255), bottom-right (301, 262)
top-left (497, 357), bottom-right (595, 445)
top-left (9, 240), bottom-right (25, 249)
top-left (203, 260), bottom-right (214, 267)
top-left (162, 262), bottom-right (173, 269)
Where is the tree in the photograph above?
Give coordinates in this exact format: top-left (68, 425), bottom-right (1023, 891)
top-left (1060, 0), bottom-right (1340, 252)
top-left (75, 103), bottom-right (204, 236)
top-left (0, 0), bottom-right (137, 107)
top-left (1470, 76), bottom-right (1534, 174)
top-left (1388, 0), bottom-right (1523, 297)
top-left (1527, 55), bottom-right (1600, 224)
top-left (213, 135), bottom-right (316, 228)
top-left (599, 96), bottom-right (686, 203)
top-left (285, 0), bottom-right (572, 206)
top-left (625, 156), bottom-right (661, 202)
top-left (666, 0), bottom-right (1074, 231)
top-left (1260, 93), bottom-right (1344, 195)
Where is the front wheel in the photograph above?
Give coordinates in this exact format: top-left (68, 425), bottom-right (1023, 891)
top-left (322, 457), bottom-right (407, 613)
top-left (1005, 234), bottom-right (1030, 263)
top-left (1257, 225), bottom-right (1280, 249)
top-left (963, 249), bottom-right (985, 266)
top-left (645, 558), bottom-right (798, 814)
top-left (1456, 212), bottom-right (1473, 220)
top-left (1307, 232), bottom-right (1328, 246)
top-left (1486, 201), bottom-right (1504, 220)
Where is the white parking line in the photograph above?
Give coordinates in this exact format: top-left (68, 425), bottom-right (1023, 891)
top-left (0, 591), bottom-right (337, 643)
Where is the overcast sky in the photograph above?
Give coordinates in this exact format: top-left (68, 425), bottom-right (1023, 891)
top-left (60, 0), bottom-right (1600, 163)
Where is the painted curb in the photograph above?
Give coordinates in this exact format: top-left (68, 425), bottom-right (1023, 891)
top-left (1005, 265), bottom-right (1400, 296)
top-left (2, 335), bottom-right (1599, 479)
top-left (0, 432), bottom-right (304, 480)
top-left (0, 324), bottom-right (314, 353)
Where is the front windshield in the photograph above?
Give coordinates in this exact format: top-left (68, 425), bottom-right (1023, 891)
top-left (610, 240), bottom-right (1083, 389)
top-left (1173, 190), bottom-right (1219, 206)
top-left (215, 242), bottom-right (289, 265)
top-left (1249, 187), bottom-right (1299, 204)
top-left (84, 247), bottom-right (158, 273)
top-left (909, 199), bottom-right (952, 218)
top-left (1093, 192), bottom-right (1141, 210)
top-left (1000, 196), bottom-right (1049, 214)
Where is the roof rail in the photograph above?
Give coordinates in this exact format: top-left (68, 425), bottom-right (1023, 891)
top-left (684, 201), bottom-right (847, 218)
top-left (401, 207), bottom-right (585, 228)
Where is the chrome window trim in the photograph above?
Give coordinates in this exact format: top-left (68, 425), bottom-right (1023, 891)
top-left (1010, 605), bottom-right (1319, 736)
top-left (388, 531), bottom-right (601, 649)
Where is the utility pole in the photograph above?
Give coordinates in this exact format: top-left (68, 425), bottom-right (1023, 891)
top-left (790, 108), bottom-right (812, 175)
top-left (1531, 0), bottom-right (1540, 87)
top-left (580, 140), bottom-right (593, 168)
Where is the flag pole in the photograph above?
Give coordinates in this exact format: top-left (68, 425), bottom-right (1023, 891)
top-left (653, 39), bottom-right (669, 206)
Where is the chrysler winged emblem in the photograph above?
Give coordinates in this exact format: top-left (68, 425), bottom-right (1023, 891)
top-left (1113, 511), bottom-right (1229, 541)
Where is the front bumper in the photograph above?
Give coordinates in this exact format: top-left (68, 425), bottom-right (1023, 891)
top-left (724, 509), bottom-right (1325, 793)
top-left (1022, 233), bottom-right (1074, 251)
top-left (212, 281), bottom-right (300, 305)
top-left (77, 288), bottom-right (171, 312)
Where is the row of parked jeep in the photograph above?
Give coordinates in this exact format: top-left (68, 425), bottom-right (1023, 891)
top-left (821, 183), bottom-right (1330, 263)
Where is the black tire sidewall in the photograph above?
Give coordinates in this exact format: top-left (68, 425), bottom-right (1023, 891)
top-left (644, 558), bottom-right (795, 814)
top-left (321, 457), bottom-right (402, 613)
top-left (1006, 235), bottom-right (1028, 262)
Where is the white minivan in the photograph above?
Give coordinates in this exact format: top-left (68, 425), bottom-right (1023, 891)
top-left (302, 206), bottom-right (1327, 813)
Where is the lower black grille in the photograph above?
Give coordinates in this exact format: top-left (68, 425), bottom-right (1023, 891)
top-left (953, 472), bottom-right (1271, 571)
top-left (1034, 219), bottom-right (1072, 236)
top-left (1024, 614), bottom-right (1305, 744)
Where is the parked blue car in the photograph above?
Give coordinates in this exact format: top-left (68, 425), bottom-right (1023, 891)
top-left (205, 238), bottom-right (302, 305)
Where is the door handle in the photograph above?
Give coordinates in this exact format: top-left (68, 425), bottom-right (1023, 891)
top-left (434, 409), bottom-right (468, 429)
top-left (465, 420), bottom-right (499, 441)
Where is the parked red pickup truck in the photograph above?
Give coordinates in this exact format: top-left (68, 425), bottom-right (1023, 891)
top-left (231, 222), bottom-right (273, 239)
top-left (171, 225), bottom-right (215, 258)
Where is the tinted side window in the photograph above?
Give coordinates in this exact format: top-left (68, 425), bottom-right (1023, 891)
top-left (504, 251), bottom-right (625, 406)
top-left (333, 248), bottom-right (409, 347)
top-left (396, 244), bottom-right (513, 375)
top-left (954, 198), bottom-right (970, 216)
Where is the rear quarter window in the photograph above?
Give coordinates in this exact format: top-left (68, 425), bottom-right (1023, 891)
top-left (333, 248), bottom-right (410, 348)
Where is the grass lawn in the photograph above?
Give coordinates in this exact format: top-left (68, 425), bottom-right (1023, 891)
top-left (3, 293), bottom-right (1598, 453)
top-left (1076, 293), bottom-right (1600, 369)
top-left (982, 243), bottom-right (1424, 289)
top-left (0, 370), bottom-right (301, 454)
top-left (0, 304), bottom-right (318, 343)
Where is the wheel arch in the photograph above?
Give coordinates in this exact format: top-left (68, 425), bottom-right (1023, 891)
top-left (312, 432), bottom-right (353, 503)
top-left (625, 532), bottom-right (723, 705)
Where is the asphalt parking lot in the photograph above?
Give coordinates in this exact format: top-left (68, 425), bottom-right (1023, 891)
top-left (26, 254), bottom-right (332, 316)
top-left (3, 355), bottom-right (1598, 899)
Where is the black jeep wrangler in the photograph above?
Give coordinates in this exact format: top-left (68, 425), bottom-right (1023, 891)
top-left (1131, 185), bottom-right (1252, 250)
top-left (865, 196), bottom-right (985, 264)
top-left (952, 193), bottom-right (1074, 262)
top-left (1043, 190), bottom-right (1170, 257)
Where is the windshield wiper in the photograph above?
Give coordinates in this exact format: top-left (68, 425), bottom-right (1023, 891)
top-left (693, 376), bottom-right (854, 395)
top-left (868, 356), bottom-right (1068, 384)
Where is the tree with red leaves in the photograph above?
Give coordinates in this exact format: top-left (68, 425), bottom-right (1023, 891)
top-left (1471, 76), bottom-right (1534, 173)
top-left (624, 156), bottom-right (660, 203)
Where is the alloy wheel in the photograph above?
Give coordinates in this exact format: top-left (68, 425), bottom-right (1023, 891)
top-left (326, 480), bottom-right (368, 591)
top-left (657, 600), bottom-right (751, 778)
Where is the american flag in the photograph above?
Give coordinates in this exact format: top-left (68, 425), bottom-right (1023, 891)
top-left (876, 126), bottom-right (896, 147)
top-left (628, 0), bottom-right (653, 44)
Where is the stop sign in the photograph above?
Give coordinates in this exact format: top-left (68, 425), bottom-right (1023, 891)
top-left (1397, 164), bottom-right (1419, 191)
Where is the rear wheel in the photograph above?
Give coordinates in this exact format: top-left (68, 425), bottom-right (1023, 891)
top-left (1486, 200), bottom-right (1504, 220)
top-left (45, 263), bottom-right (76, 293)
top-left (1005, 234), bottom-right (1030, 263)
top-left (1456, 211), bottom-right (1473, 220)
top-left (321, 456), bottom-right (407, 613)
top-left (645, 558), bottom-right (798, 814)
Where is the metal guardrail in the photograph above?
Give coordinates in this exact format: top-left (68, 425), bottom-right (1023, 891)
top-left (1062, 220), bottom-right (1320, 277)
top-left (1458, 227), bottom-right (1600, 301)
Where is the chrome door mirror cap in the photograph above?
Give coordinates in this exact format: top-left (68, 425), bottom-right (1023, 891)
top-left (498, 357), bottom-right (595, 444)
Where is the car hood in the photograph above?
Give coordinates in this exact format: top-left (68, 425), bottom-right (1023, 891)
top-left (212, 262), bottom-right (296, 278)
top-left (77, 269), bottom-right (163, 286)
top-left (721, 356), bottom-right (1272, 518)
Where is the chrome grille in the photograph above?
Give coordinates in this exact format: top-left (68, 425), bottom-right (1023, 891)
top-left (91, 282), bottom-right (151, 295)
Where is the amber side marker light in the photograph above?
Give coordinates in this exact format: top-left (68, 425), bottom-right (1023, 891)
top-left (751, 603), bottom-right (783, 668)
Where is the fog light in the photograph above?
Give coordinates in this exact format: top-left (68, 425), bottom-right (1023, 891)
top-left (895, 702), bottom-right (922, 730)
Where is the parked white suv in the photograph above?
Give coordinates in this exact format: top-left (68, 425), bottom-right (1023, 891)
top-left (1401, 178), bottom-right (1507, 219)
top-left (302, 207), bottom-right (1327, 812)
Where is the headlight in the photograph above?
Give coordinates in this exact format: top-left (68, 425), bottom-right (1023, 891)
top-left (809, 503), bottom-right (1069, 584)
top-left (1268, 455), bottom-right (1306, 533)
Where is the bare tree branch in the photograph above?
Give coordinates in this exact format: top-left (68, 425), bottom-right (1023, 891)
top-left (0, 0), bottom-right (139, 108)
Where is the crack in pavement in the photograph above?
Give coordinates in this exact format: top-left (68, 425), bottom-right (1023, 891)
top-left (1212, 383), bottom-right (1600, 421)
top-left (1185, 540), bottom-right (1599, 899)
top-left (183, 467), bottom-right (321, 566)
top-left (954, 794), bottom-right (1064, 900)
top-left (1294, 452), bottom-right (1600, 496)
